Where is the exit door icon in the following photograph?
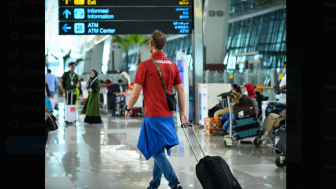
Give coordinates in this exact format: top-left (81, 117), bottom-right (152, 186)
top-left (74, 0), bottom-right (84, 5)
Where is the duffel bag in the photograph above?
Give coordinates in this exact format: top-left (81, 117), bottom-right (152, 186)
top-left (233, 97), bottom-right (258, 119)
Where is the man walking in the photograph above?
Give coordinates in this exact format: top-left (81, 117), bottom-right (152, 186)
top-left (125, 30), bottom-right (187, 189)
top-left (60, 62), bottom-right (79, 105)
top-left (45, 69), bottom-right (59, 98)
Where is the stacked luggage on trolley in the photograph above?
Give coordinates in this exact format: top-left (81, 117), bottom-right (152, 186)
top-left (219, 92), bottom-right (262, 147)
top-left (218, 91), bottom-right (287, 167)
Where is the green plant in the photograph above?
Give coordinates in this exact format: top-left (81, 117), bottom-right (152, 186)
top-left (51, 49), bottom-right (72, 72)
top-left (112, 35), bottom-right (132, 72)
top-left (125, 35), bottom-right (151, 65)
top-left (76, 58), bottom-right (84, 65)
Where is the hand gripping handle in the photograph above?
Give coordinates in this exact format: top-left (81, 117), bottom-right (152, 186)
top-left (181, 123), bottom-right (206, 163)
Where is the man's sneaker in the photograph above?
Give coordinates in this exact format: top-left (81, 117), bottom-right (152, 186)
top-left (173, 185), bottom-right (182, 189)
top-left (260, 140), bottom-right (273, 148)
top-left (260, 134), bottom-right (270, 141)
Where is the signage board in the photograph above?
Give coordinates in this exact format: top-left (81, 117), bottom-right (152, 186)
top-left (58, 0), bottom-right (193, 35)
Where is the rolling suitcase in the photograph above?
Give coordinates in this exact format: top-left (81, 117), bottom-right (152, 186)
top-left (232, 117), bottom-right (261, 139)
top-left (115, 94), bottom-right (125, 116)
top-left (131, 107), bottom-right (142, 116)
top-left (65, 90), bottom-right (76, 123)
top-left (273, 125), bottom-right (286, 167)
top-left (182, 123), bottom-right (242, 189)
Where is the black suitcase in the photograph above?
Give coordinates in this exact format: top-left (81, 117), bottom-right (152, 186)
top-left (273, 126), bottom-right (286, 155)
top-left (233, 97), bottom-right (259, 119)
top-left (182, 123), bottom-right (242, 189)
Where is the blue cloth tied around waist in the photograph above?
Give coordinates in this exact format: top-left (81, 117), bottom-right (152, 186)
top-left (137, 116), bottom-right (179, 160)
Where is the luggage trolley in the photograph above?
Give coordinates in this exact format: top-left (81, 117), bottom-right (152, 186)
top-left (221, 93), bottom-right (263, 147)
top-left (64, 89), bottom-right (77, 124)
top-left (273, 121), bottom-right (286, 168)
top-left (100, 86), bottom-right (109, 114)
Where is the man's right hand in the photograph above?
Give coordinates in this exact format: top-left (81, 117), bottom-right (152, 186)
top-left (62, 88), bottom-right (65, 93)
top-left (180, 113), bottom-right (188, 125)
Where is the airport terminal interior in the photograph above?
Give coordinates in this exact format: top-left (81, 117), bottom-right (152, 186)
top-left (45, 0), bottom-right (288, 188)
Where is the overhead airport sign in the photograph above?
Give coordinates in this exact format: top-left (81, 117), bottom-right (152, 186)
top-left (59, 0), bottom-right (191, 6)
top-left (58, 0), bottom-right (193, 35)
top-left (59, 7), bottom-right (191, 21)
top-left (59, 21), bottom-right (191, 35)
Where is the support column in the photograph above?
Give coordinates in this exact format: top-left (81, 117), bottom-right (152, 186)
top-left (203, 0), bottom-right (231, 69)
top-left (83, 49), bottom-right (93, 73)
top-left (109, 42), bottom-right (123, 72)
top-left (193, 0), bottom-right (204, 125)
top-left (90, 42), bottom-right (104, 73)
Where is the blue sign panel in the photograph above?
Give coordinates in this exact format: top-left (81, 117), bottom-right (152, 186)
top-left (199, 93), bottom-right (202, 120)
top-left (58, 0), bottom-right (193, 35)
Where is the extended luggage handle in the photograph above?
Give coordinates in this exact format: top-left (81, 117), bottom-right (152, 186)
top-left (65, 90), bottom-right (74, 105)
top-left (181, 123), bottom-right (206, 163)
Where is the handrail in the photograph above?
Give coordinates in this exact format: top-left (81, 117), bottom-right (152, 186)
top-left (240, 86), bottom-right (274, 89)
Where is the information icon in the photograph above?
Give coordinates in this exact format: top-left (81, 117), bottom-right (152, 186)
top-left (74, 8), bottom-right (85, 19)
top-left (74, 23), bottom-right (85, 34)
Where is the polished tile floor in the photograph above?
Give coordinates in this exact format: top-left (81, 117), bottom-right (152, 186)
top-left (45, 99), bottom-right (286, 189)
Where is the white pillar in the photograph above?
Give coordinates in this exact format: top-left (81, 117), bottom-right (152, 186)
top-left (203, 0), bottom-right (231, 64)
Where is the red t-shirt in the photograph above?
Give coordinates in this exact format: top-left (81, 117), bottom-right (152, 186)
top-left (134, 51), bottom-right (182, 117)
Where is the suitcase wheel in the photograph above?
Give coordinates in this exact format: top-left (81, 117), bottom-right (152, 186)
top-left (275, 155), bottom-right (286, 168)
top-left (224, 137), bottom-right (233, 147)
top-left (253, 136), bottom-right (262, 147)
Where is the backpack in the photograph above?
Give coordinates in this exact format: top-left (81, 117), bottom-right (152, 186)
top-left (208, 103), bottom-right (222, 118)
top-left (265, 102), bottom-right (286, 118)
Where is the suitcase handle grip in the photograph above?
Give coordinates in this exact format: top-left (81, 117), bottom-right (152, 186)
top-left (181, 123), bottom-right (193, 128)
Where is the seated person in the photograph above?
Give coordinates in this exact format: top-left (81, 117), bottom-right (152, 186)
top-left (254, 84), bottom-right (265, 115)
top-left (259, 110), bottom-right (286, 147)
top-left (243, 83), bottom-right (255, 97)
top-left (214, 112), bottom-right (234, 136)
top-left (214, 84), bottom-right (242, 118)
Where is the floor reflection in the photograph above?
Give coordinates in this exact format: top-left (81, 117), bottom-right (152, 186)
top-left (45, 101), bottom-right (286, 189)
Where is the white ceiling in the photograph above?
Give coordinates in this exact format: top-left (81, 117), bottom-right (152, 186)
top-left (45, 0), bottom-right (85, 58)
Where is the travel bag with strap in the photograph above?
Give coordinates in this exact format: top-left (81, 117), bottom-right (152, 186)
top-left (151, 58), bottom-right (177, 111)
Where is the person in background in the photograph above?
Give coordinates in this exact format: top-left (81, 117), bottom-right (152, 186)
top-left (276, 62), bottom-right (286, 101)
top-left (79, 78), bottom-right (84, 97)
top-left (119, 72), bottom-right (131, 92)
top-left (45, 69), bottom-right (59, 98)
top-left (254, 84), bottom-right (265, 112)
top-left (231, 84), bottom-right (242, 94)
top-left (45, 79), bottom-right (51, 98)
top-left (259, 110), bottom-right (286, 148)
top-left (213, 84), bottom-right (242, 118)
top-left (244, 83), bottom-right (255, 97)
top-left (60, 62), bottom-right (79, 105)
top-left (124, 30), bottom-right (184, 189)
top-left (81, 70), bottom-right (102, 124)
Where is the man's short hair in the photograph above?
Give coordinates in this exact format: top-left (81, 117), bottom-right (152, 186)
top-left (150, 30), bottom-right (167, 50)
top-left (69, 62), bottom-right (76, 67)
top-left (47, 69), bottom-right (51, 73)
top-left (284, 62), bottom-right (286, 65)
